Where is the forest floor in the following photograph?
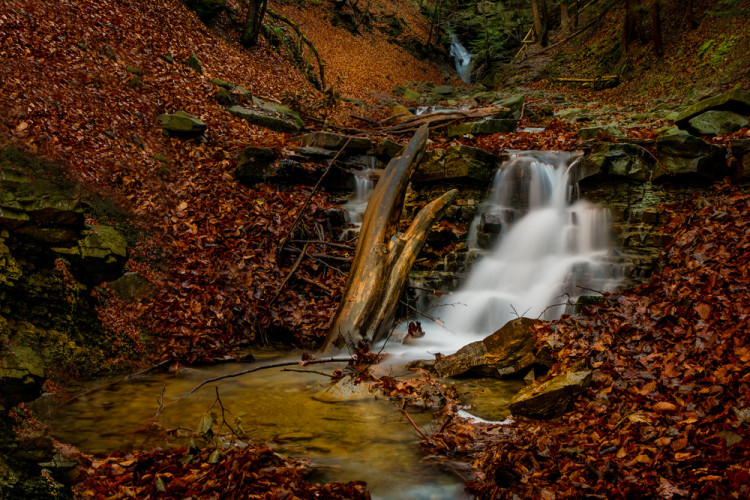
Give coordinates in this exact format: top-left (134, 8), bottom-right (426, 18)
top-left (1, 0), bottom-right (749, 498)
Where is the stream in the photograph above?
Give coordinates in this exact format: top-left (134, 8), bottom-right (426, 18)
top-left (38, 151), bottom-right (621, 498)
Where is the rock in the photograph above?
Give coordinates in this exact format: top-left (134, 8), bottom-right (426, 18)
top-left (235, 147), bottom-right (276, 186)
top-left (573, 143), bottom-right (656, 183)
top-left (227, 103), bottom-right (302, 133)
top-left (509, 370), bottom-right (592, 419)
top-left (447, 118), bottom-right (517, 137)
top-left (480, 212), bottom-right (503, 234)
top-left (183, 52), bottom-right (203, 73)
top-left (211, 77), bottom-right (235, 89)
top-left (157, 111), bottom-right (206, 138)
top-left (52, 224), bottom-right (128, 278)
top-left (495, 94), bottom-right (525, 117)
top-left (0, 170), bottom-right (84, 245)
top-left (654, 127), bottom-right (727, 180)
top-left (108, 272), bottom-right (154, 302)
top-left (730, 139), bottom-right (750, 180)
top-left (215, 87), bottom-right (238, 106)
top-left (577, 126), bottom-right (626, 140)
top-left (375, 139), bottom-right (404, 158)
top-left (184, 0), bottom-right (226, 21)
top-left (0, 346), bottom-right (45, 406)
top-left (300, 131), bottom-right (372, 151)
top-left (687, 110), bottom-right (748, 136)
top-left (674, 87), bottom-right (750, 127)
top-left (555, 107), bottom-right (588, 123)
top-left (292, 146), bottom-right (337, 159)
top-left (430, 318), bottom-right (549, 378)
top-left (268, 159), bottom-right (321, 186)
top-left (402, 89), bottom-right (421, 102)
top-left (313, 377), bottom-right (377, 402)
top-left (391, 105), bottom-right (412, 118)
top-left (433, 85), bottom-right (455, 96)
top-left (413, 144), bottom-right (495, 183)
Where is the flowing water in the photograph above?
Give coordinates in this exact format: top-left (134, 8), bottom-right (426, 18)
top-left (449, 34), bottom-right (473, 83)
top-left (40, 151), bottom-right (621, 498)
top-left (387, 151), bottom-right (622, 361)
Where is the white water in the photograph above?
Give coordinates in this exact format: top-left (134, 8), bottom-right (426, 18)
top-left (386, 151), bottom-right (621, 361)
top-left (449, 34), bottom-right (473, 83)
top-left (342, 169), bottom-right (374, 224)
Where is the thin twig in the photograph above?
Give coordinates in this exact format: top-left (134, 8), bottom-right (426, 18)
top-left (400, 402), bottom-right (433, 445)
top-left (269, 242), bottom-right (309, 306)
top-left (400, 300), bottom-right (448, 329)
top-left (350, 114), bottom-right (379, 126)
top-left (214, 387), bottom-right (241, 436)
top-left (299, 276), bottom-right (334, 295)
top-left (289, 239), bottom-right (355, 250)
top-left (65, 359), bottom-right (171, 405)
top-left (577, 285), bottom-right (605, 295)
top-left (277, 138), bottom-right (353, 254)
top-left (281, 368), bottom-right (334, 377)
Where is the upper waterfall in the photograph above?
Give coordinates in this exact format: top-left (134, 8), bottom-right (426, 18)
top-left (449, 34), bottom-right (473, 83)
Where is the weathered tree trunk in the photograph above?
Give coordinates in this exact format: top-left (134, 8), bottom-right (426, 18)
top-left (241, 0), bottom-right (268, 47)
top-left (532, 0), bottom-right (549, 46)
top-left (561, 2), bottom-right (570, 33)
top-left (323, 125), bottom-right (458, 351)
top-left (651, 0), bottom-right (663, 56)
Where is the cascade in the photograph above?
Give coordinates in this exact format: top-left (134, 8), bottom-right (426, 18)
top-left (389, 151), bottom-right (622, 358)
top-left (449, 34), bottom-right (473, 83)
top-left (342, 169), bottom-right (374, 224)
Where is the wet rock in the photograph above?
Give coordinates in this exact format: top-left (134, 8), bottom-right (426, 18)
top-left (215, 87), bottom-right (238, 106)
top-left (427, 318), bottom-right (549, 378)
top-left (447, 118), bottom-right (517, 137)
top-left (654, 128), bottom-right (727, 180)
top-left (480, 212), bottom-right (503, 234)
top-left (300, 131), bottom-right (372, 152)
top-left (674, 87), bottom-right (750, 127)
top-left (687, 110), bottom-right (748, 137)
top-left (292, 146), bottom-right (337, 159)
top-left (574, 142), bottom-right (656, 182)
top-left (227, 104), bottom-right (302, 133)
top-left (157, 111), bottom-right (206, 138)
top-left (413, 144), bottom-right (495, 183)
top-left (268, 159), bottom-right (321, 186)
top-left (495, 94), bottom-right (525, 118)
top-left (433, 85), bottom-right (455, 97)
top-left (108, 272), bottom-right (154, 302)
top-left (577, 126), bottom-right (625, 140)
top-left (555, 107), bottom-right (588, 123)
top-left (509, 370), bottom-right (592, 419)
top-left (235, 146), bottom-right (276, 186)
top-left (0, 346), bottom-right (45, 407)
top-left (376, 138), bottom-right (404, 158)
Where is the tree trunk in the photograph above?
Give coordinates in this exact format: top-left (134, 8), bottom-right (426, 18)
top-left (651, 0), bottom-right (663, 56)
top-left (561, 2), bottom-right (570, 33)
top-left (532, 0), bottom-right (549, 47)
top-left (623, 0), bottom-right (645, 52)
top-left (323, 125), bottom-right (458, 351)
top-left (241, 0), bottom-right (268, 47)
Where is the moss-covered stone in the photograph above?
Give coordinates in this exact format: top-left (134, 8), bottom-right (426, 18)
top-left (413, 144), bottom-right (496, 183)
top-left (227, 104), bottom-right (302, 133)
top-left (183, 52), bottom-right (203, 74)
top-left (185, 0), bottom-right (226, 21)
top-left (674, 86), bottom-right (750, 127)
top-left (687, 110), bottom-right (748, 136)
top-left (300, 131), bottom-right (372, 151)
top-left (509, 370), bottom-right (592, 419)
top-left (157, 110), bottom-right (207, 138)
top-left (654, 127), bottom-right (728, 179)
top-left (236, 147), bottom-right (277, 186)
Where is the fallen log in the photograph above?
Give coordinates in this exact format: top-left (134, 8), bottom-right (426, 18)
top-left (323, 124), bottom-right (458, 350)
top-left (379, 106), bottom-right (509, 134)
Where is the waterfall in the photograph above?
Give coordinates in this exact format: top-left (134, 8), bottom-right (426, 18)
top-left (388, 151), bottom-right (622, 359)
top-left (342, 169), bottom-right (374, 224)
top-left (449, 34), bottom-right (473, 83)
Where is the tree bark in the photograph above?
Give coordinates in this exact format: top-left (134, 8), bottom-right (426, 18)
top-left (323, 125), bottom-right (458, 351)
top-left (241, 0), bottom-right (268, 47)
top-left (561, 2), bottom-right (571, 33)
top-left (651, 0), bottom-right (663, 56)
top-left (532, 0), bottom-right (549, 46)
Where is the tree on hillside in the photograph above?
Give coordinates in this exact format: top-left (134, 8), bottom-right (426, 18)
top-left (241, 0), bottom-right (268, 47)
top-left (532, 0), bottom-right (549, 46)
top-left (623, 0), bottom-right (664, 57)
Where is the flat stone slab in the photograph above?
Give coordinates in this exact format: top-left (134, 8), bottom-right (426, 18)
top-left (413, 144), bottom-right (495, 183)
top-left (674, 87), bottom-right (750, 127)
top-left (227, 104), bottom-right (302, 133)
top-left (300, 131), bottom-right (372, 151)
top-left (157, 111), bottom-right (206, 138)
top-left (509, 370), bottom-right (592, 419)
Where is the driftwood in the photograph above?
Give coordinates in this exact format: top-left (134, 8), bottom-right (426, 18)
top-left (378, 106), bottom-right (509, 134)
top-left (323, 125), bottom-right (458, 351)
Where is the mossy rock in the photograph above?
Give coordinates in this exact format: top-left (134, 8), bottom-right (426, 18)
top-left (674, 87), bottom-right (750, 127)
top-left (236, 146), bottom-right (277, 186)
top-left (509, 370), bottom-right (592, 419)
top-left (654, 127), bottom-right (728, 180)
top-left (687, 110), bottom-right (748, 137)
top-left (0, 346), bottom-right (45, 406)
top-left (413, 144), bottom-right (496, 183)
top-left (183, 52), bottom-right (203, 74)
top-left (157, 111), bottom-right (207, 138)
top-left (227, 104), bottom-right (302, 133)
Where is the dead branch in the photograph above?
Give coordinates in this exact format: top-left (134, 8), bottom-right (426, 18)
top-left (266, 8), bottom-right (326, 89)
top-left (400, 402), bottom-right (434, 445)
top-left (278, 138), bottom-right (352, 254)
top-left (379, 106), bottom-right (509, 134)
top-left (269, 242), bottom-right (309, 306)
top-left (299, 276), bottom-right (335, 295)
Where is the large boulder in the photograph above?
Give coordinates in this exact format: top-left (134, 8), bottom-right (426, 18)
top-left (577, 125), bottom-right (626, 141)
top-left (227, 102), bottom-right (303, 133)
top-left (654, 127), bottom-right (728, 180)
top-left (157, 111), bottom-right (206, 138)
top-left (426, 318), bottom-right (550, 378)
top-left (687, 110), bottom-right (748, 137)
top-left (674, 87), bottom-right (750, 128)
top-left (509, 369), bottom-right (592, 419)
top-left (51, 224), bottom-right (128, 278)
top-left (300, 131), bottom-right (373, 152)
top-left (573, 142), bottom-right (656, 183)
top-left (413, 144), bottom-right (495, 183)
top-left (0, 346), bottom-right (45, 408)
